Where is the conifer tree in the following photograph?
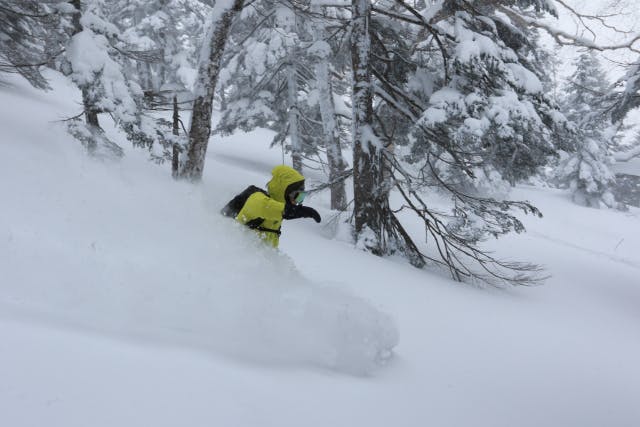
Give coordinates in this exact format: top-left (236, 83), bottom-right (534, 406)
top-left (216, 1), bottom-right (311, 171)
top-left (102, 0), bottom-right (211, 164)
top-left (64, 0), bottom-right (142, 157)
top-left (612, 59), bottom-right (640, 124)
top-left (107, 0), bottom-right (209, 95)
top-left (0, 1), bottom-right (68, 89)
top-left (63, 0), bottom-right (185, 159)
top-left (556, 52), bottom-right (620, 208)
top-left (343, 0), bottom-right (562, 285)
top-left (217, 0), bottom-right (349, 209)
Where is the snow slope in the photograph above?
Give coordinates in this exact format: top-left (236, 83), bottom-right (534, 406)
top-left (1, 71), bottom-right (639, 427)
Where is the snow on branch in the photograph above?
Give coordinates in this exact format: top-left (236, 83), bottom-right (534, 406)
top-left (613, 144), bottom-right (640, 162)
top-left (554, 0), bottom-right (634, 38)
top-left (386, 153), bottom-right (546, 287)
top-left (497, 5), bottom-right (640, 54)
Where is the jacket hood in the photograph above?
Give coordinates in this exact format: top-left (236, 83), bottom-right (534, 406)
top-left (267, 165), bottom-right (305, 203)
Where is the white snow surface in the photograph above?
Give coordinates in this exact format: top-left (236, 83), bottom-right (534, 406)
top-left (1, 71), bottom-right (640, 426)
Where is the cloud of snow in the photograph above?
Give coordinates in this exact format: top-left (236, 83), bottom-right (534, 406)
top-left (0, 72), bottom-right (398, 376)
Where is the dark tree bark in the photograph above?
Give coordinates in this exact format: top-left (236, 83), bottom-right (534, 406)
top-left (349, 0), bottom-right (426, 268)
top-left (71, 0), bottom-right (100, 134)
top-left (172, 95), bottom-right (181, 178)
top-left (180, 0), bottom-right (245, 181)
top-left (326, 129), bottom-right (348, 211)
top-left (351, 0), bottom-right (388, 253)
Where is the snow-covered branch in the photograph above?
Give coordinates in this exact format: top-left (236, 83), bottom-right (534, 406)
top-left (613, 144), bottom-right (640, 162)
top-left (554, 0), bottom-right (633, 37)
top-left (497, 5), bottom-right (640, 54)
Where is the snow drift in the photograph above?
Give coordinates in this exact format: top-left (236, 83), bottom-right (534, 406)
top-left (0, 71), bottom-right (397, 375)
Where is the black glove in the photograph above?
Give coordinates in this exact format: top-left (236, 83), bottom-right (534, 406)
top-left (283, 204), bottom-right (321, 223)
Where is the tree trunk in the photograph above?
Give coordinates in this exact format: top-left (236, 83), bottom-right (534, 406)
top-left (287, 61), bottom-right (303, 172)
top-left (180, 0), bottom-right (244, 181)
top-left (172, 95), bottom-right (180, 178)
top-left (311, 6), bottom-right (347, 211)
top-left (71, 0), bottom-right (100, 134)
top-left (351, 0), bottom-right (389, 254)
top-left (316, 60), bottom-right (347, 211)
top-left (219, 83), bottom-right (227, 111)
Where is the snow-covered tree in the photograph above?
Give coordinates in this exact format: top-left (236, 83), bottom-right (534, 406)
top-left (415, 12), bottom-right (560, 188)
top-left (0, 1), bottom-right (69, 89)
top-left (108, 0), bottom-right (209, 95)
top-left (63, 0), bottom-right (143, 156)
top-left (557, 138), bottom-right (618, 208)
top-left (180, 0), bottom-right (245, 180)
top-left (99, 0), bottom-right (211, 166)
top-left (350, 0), bottom-right (391, 257)
top-left (611, 58), bottom-right (640, 124)
top-left (556, 52), bottom-right (620, 208)
top-left (343, 0), bottom-right (565, 285)
top-left (204, 0), bottom-right (350, 213)
top-left (609, 58), bottom-right (640, 163)
top-left (612, 128), bottom-right (640, 163)
top-left (1, 1), bottom-right (174, 159)
top-left (217, 0), bottom-right (349, 209)
top-left (63, 0), bottom-right (186, 159)
top-left (306, 5), bottom-right (349, 210)
top-left (216, 1), bottom-right (312, 171)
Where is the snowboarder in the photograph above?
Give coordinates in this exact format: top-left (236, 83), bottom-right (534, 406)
top-left (221, 165), bottom-right (321, 247)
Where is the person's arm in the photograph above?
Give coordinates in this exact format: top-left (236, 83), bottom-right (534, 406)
top-left (283, 204), bottom-right (321, 223)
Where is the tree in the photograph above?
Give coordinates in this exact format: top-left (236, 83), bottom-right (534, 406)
top-left (0, 1), bottom-right (67, 89)
top-left (340, 0), bottom-right (564, 285)
top-left (101, 0), bottom-right (211, 166)
top-left (108, 0), bottom-right (209, 95)
top-left (612, 60), bottom-right (640, 123)
top-left (350, 0), bottom-right (393, 257)
top-left (307, 5), bottom-right (348, 210)
top-left (63, 0), bottom-right (149, 157)
top-left (555, 52), bottom-right (620, 208)
top-left (180, 0), bottom-right (245, 180)
top-left (610, 58), bottom-right (640, 164)
top-left (216, 1), bottom-right (312, 170)
top-left (217, 0), bottom-right (349, 209)
top-left (0, 1), bottom-right (188, 160)
top-left (612, 128), bottom-right (640, 162)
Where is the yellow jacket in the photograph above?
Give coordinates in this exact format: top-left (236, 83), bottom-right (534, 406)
top-left (236, 165), bottom-right (305, 247)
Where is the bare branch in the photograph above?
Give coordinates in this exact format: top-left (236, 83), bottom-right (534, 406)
top-left (497, 5), bottom-right (640, 54)
top-left (555, 0), bottom-right (634, 37)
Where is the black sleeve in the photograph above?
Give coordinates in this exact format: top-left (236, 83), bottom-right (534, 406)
top-left (283, 204), bottom-right (321, 223)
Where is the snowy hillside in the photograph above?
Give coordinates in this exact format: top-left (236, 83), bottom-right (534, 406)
top-left (1, 72), bottom-right (640, 427)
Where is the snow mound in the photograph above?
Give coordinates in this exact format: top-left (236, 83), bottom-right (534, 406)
top-left (2, 232), bottom-right (398, 375)
top-left (0, 72), bottom-right (398, 375)
top-left (137, 270), bottom-right (400, 374)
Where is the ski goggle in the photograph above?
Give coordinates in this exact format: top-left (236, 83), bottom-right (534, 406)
top-left (292, 190), bottom-right (307, 205)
